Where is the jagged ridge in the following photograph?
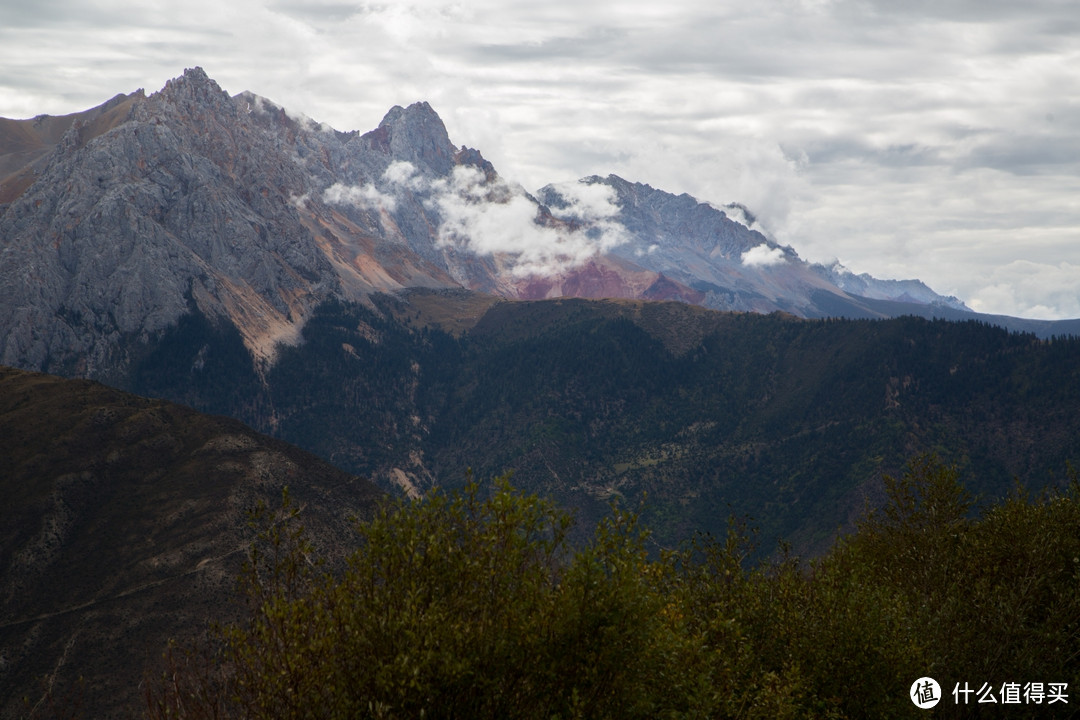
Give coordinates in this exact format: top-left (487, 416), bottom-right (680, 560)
top-left (1, 67), bottom-right (1012, 383)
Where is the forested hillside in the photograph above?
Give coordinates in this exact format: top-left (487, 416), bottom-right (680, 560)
top-left (123, 292), bottom-right (1080, 554)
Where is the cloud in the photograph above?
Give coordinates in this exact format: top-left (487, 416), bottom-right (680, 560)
top-left (383, 160), bottom-right (426, 190)
top-left (741, 244), bottom-right (787, 268)
top-left (328, 162), bottom-right (630, 277)
top-left (321, 160), bottom-right (430, 213)
top-left (540, 178), bottom-right (625, 223)
top-left (423, 167), bottom-right (628, 277)
top-left (967, 260), bottom-right (1080, 320)
top-left (323, 182), bottom-right (398, 212)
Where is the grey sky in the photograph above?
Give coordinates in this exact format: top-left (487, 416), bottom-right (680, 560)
top-left (1, 0), bottom-right (1078, 318)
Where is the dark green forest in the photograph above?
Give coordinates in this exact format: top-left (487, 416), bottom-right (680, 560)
top-left (148, 457), bottom-right (1080, 719)
top-left (125, 293), bottom-right (1080, 554)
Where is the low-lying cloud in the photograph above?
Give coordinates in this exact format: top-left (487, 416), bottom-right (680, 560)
top-left (741, 243), bottom-right (787, 267)
top-left (323, 182), bottom-right (398, 212)
top-left (323, 162), bottom-right (625, 278)
top-left (320, 162), bottom-right (629, 277)
top-left (427, 167), bottom-right (628, 277)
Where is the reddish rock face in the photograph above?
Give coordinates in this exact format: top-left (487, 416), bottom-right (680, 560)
top-left (510, 260), bottom-right (649, 301)
top-left (643, 274), bottom-right (706, 304)
top-left (516, 275), bottom-right (557, 300)
top-left (560, 261), bottom-right (639, 298)
top-left (507, 258), bottom-right (703, 306)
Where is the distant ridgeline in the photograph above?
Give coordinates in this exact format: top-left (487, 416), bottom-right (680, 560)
top-left (118, 291), bottom-right (1080, 555)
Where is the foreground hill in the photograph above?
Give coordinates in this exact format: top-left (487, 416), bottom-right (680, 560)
top-left (146, 460), bottom-right (1080, 720)
top-left (0, 366), bottom-right (381, 719)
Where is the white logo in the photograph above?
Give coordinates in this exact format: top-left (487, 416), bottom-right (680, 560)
top-left (911, 677), bottom-right (942, 709)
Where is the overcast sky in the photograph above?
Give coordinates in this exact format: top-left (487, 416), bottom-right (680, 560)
top-left (2, 0), bottom-right (1079, 319)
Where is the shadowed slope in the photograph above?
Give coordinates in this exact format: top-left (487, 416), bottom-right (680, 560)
top-left (0, 366), bottom-right (381, 719)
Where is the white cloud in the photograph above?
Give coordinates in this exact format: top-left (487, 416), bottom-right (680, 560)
top-left (741, 244), bottom-right (787, 267)
top-left (383, 160), bottom-right (426, 190)
top-left (336, 161), bottom-right (630, 277)
top-left (322, 160), bottom-right (436, 213)
top-left (968, 260), bottom-right (1080, 320)
top-left (542, 179), bottom-right (622, 224)
top-left (323, 182), bottom-right (398, 212)
top-left (425, 166), bottom-right (628, 277)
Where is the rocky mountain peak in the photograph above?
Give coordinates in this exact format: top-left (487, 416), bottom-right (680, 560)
top-left (159, 65), bottom-right (217, 97)
top-left (164, 65), bottom-right (215, 93)
top-left (366, 101), bottom-right (455, 175)
top-left (154, 65), bottom-right (236, 122)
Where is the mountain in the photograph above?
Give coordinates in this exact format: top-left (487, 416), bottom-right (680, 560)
top-left (6, 67), bottom-right (1067, 385)
top-left (3, 67), bottom-right (1079, 538)
top-left (0, 365), bottom-right (381, 719)
top-left (534, 175), bottom-right (962, 317)
top-left (4, 66), bottom-right (1079, 524)
top-left (811, 260), bottom-right (967, 309)
top-left (0, 68), bottom-right (462, 377)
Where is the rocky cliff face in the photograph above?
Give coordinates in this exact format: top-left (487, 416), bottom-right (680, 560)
top-left (0, 68), bottom-right (487, 376)
top-left (0, 68), bottom-right (977, 379)
top-left (2, 69), bottom-right (322, 373)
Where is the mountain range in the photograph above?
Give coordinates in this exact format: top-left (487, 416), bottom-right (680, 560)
top-left (4, 64), bottom-right (1080, 561)
top-left (6, 67), bottom-right (1075, 383)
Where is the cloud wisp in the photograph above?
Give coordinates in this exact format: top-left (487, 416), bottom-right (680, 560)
top-left (324, 162), bottom-right (629, 278)
top-left (323, 182), bottom-right (398, 212)
top-left (741, 244), bottom-right (787, 268)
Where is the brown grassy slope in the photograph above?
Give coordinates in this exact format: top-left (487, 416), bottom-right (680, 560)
top-left (0, 366), bottom-right (381, 719)
top-left (0, 92), bottom-right (142, 204)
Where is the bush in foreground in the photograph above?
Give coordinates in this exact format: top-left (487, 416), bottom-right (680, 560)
top-left (148, 458), bottom-right (1080, 719)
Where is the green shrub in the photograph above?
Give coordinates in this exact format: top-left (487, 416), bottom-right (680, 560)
top-left (149, 458), bottom-right (1080, 719)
